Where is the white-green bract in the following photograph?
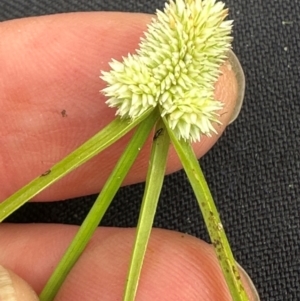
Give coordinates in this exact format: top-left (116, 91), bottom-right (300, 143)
top-left (101, 0), bottom-right (233, 142)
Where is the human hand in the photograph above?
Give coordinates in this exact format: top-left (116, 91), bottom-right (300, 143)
top-left (0, 12), bottom-right (258, 300)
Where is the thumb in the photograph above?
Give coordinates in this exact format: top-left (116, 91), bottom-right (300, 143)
top-left (0, 265), bottom-right (38, 301)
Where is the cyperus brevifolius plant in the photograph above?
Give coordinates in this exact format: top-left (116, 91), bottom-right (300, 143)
top-left (0, 0), bottom-right (254, 300)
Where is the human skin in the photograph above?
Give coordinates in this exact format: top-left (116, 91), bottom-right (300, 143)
top-left (0, 12), bottom-right (257, 301)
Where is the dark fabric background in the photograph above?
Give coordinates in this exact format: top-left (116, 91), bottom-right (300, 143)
top-left (1, 1), bottom-right (300, 300)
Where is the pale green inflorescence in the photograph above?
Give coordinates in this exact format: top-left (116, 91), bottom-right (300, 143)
top-left (101, 0), bottom-right (233, 142)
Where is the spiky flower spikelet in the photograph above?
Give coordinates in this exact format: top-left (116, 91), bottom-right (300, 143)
top-left (101, 0), bottom-right (233, 142)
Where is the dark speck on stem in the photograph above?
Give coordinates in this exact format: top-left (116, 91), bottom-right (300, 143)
top-left (40, 170), bottom-right (51, 177)
top-left (153, 128), bottom-right (163, 140)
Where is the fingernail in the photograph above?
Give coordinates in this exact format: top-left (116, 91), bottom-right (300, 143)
top-left (236, 262), bottom-right (260, 301)
top-left (0, 265), bottom-right (16, 301)
top-left (227, 50), bottom-right (245, 124)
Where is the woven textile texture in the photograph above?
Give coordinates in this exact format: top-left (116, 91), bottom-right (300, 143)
top-left (1, 0), bottom-right (300, 300)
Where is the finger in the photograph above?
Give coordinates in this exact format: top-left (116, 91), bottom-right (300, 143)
top-left (0, 224), bottom-right (258, 301)
top-left (0, 265), bottom-right (39, 301)
top-left (0, 13), bottom-right (239, 201)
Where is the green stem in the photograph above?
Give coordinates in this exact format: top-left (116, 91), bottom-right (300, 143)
top-left (164, 119), bottom-right (250, 301)
top-left (123, 118), bottom-right (170, 301)
top-left (0, 108), bottom-right (154, 222)
top-left (39, 110), bottom-right (159, 301)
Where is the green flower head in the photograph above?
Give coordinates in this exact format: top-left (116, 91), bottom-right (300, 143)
top-left (101, 0), bottom-right (233, 142)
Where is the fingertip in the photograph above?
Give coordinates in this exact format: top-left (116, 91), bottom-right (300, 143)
top-left (187, 51), bottom-right (244, 161)
top-left (0, 265), bottom-right (39, 301)
top-left (140, 230), bottom-right (259, 301)
top-left (237, 263), bottom-right (261, 301)
top-left (215, 58), bottom-right (240, 126)
top-left (0, 225), bottom-right (259, 301)
top-left (226, 50), bottom-right (246, 125)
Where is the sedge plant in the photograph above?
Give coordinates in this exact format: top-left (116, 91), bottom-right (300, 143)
top-left (0, 0), bottom-right (252, 300)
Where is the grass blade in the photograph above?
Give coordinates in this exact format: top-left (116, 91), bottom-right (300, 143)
top-left (123, 118), bottom-right (170, 301)
top-left (164, 118), bottom-right (250, 301)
